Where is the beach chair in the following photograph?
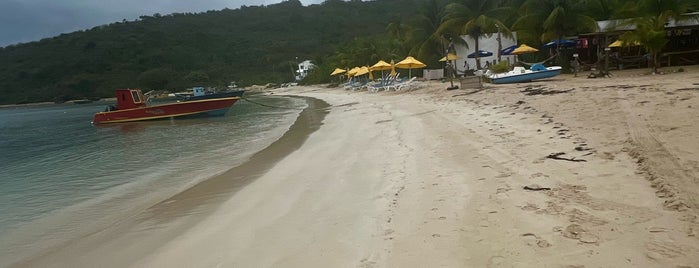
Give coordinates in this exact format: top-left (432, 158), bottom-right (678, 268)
top-left (387, 77), bottom-right (416, 91)
top-left (367, 81), bottom-right (387, 92)
top-left (351, 80), bottom-right (369, 91)
top-left (381, 75), bottom-right (402, 91)
top-left (343, 79), bottom-right (362, 90)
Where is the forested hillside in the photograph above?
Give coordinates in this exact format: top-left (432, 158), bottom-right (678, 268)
top-left (2, 0), bottom-right (696, 104)
top-left (0, 0), bottom-right (421, 104)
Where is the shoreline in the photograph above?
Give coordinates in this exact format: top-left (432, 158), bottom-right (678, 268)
top-left (11, 96), bottom-right (329, 267)
top-left (13, 67), bottom-right (699, 267)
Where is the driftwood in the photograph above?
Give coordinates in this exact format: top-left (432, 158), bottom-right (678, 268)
top-left (521, 87), bottom-right (575, 96)
top-left (546, 152), bottom-right (587, 162)
top-left (523, 185), bottom-right (551, 191)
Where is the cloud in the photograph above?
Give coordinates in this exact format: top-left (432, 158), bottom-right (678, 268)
top-left (0, 0), bottom-right (325, 47)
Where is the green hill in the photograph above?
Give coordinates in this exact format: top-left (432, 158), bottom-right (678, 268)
top-left (0, 0), bottom-right (421, 104)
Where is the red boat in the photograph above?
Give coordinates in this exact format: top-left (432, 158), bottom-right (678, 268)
top-left (93, 88), bottom-right (240, 124)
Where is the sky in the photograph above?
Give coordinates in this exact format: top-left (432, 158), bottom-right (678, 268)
top-left (0, 0), bottom-right (324, 47)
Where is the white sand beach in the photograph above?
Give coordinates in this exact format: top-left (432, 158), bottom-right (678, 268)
top-left (17, 67), bottom-right (699, 267)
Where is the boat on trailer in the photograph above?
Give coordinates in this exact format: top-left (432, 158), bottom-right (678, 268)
top-left (93, 88), bottom-right (239, 124)
top-left (488, 64), bottom-right (562, 84)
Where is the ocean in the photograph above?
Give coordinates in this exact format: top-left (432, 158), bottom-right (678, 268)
top-left (0, 94), bottom-right (309, 266)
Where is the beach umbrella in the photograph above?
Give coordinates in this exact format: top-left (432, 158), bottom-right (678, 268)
top-left (395, 56), bottom-right (426, 78)
top-left (370, 60), bottom-right (392, 71)
top-left (439, 53), bottom-right (460, 62)
top-left (608, 40), bottom-right (623, 48)
top-left (347, 66), bottom-right (361, 77)
top-left (371, 60), bottom-right (392, 85)
top-left (501, 45), bottom-right (518, 56)
top-left (608, 40), bottom-right (640, 48)
top-left (330, 68), bottom-right (346, 76)
top-left (543, 39), bottom-right (576, 48)
top-left (511, 44), bottom-right (539, 55)
top-left (467, 50), bottom-right (493, 58)
top-left (390, 60), bottom-right (397, 77)
top-left (355, 66), bottom-right (370, 76)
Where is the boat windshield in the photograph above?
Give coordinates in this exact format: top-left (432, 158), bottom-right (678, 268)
top-left (131, 90), bottom-right (141, 103)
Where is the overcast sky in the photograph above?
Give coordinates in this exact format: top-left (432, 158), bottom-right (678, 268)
top-left (0, 0), bottom-right (324, 47)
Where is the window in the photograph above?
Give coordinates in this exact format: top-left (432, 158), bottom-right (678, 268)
top-left (131, 90), bottom-right (141, 103)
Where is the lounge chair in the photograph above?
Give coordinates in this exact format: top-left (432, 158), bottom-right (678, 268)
top-left (386, 77), bottom-right (417, 91)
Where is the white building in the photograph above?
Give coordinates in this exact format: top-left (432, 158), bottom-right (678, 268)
top-left (296, 60), bottom-right (315, 81)
top-left (453, 32), bottom-right (518, 73)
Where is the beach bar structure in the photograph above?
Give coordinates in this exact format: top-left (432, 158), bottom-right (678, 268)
top-left (573, 13), bottom-right (699, 71)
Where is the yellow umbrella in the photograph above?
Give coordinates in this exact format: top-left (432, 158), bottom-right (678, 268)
top-left (354, 66), bottom-right (369, 76)
top-left (347, 66), bottom-right (361, 77)
top-left (511, 44), bottom-right (539, 55)
top-left (395, 56), bottom-right (426, 77)
top-left (439, 53), bottom-right (459, 62)
top-left (390, 60), bottom-right (397, 77)
top-left (330, 68), bottom-right (346, 76)
top-left (371, 60), bottom-right (392, 85)
top-left (608, 40), bottom-right (640, 48)
top-left (370, 60), bottom-right (392, 71)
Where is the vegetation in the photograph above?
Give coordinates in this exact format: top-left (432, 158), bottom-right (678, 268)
top-left (0, 0), bottom-right (696, 104)
top-left (616, 0), bottom-right (698, 73)
top-left (439, 0), bottom-right (514, 69)
top-left (0, 0), bottom-right (421, 104)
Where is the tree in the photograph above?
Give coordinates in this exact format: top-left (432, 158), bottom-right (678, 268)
top-left (513, 0), bottom-right (598, 58)
top-left (184, 71), bottom-right (210, 85)
top-left (615, 0), bottom-right (698, 73)
top-left (618, 16), bottom-right (667, 73)
top-left (407, 0), bottom-right (449, 68)
top-left (440, 0), bottom-right (514, 69)
top-left (138, 68), bottom-right (175, 90)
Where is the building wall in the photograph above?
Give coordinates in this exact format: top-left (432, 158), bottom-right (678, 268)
top-left (296, 60), bottom-right (314, 81)
top-left (454, 32), bottom-right (518, 72)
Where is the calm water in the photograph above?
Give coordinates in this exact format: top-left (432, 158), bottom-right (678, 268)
top-left (0, 95), bottom-right (306, 265)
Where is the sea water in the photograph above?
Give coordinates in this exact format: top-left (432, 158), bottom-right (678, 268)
top-left (0, 95), bottom-right (306, 265)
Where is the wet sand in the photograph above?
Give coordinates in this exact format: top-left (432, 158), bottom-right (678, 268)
top-left (15, 66), bottom-right (699, 267)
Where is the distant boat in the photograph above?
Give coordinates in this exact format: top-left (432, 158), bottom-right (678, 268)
top-left (93, 88), bottom-right (239, 124)
top-left (72, 99), bottom-right (93, 104)
top-left (488, 64), bottom-right (562, 84)
top-left (178, 86), bottom-right (245, 101)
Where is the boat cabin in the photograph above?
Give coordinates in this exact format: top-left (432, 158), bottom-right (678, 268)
top-left (115, 89), bottom-right (146, 110)
top-left (192, 87), bottom-right (206, 97)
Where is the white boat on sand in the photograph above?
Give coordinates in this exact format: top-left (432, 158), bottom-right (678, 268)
top-left (488, 64), bottom-right (562, 84)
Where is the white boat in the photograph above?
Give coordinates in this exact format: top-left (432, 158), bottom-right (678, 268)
top-left (488, 64), bottom-right (562, 84)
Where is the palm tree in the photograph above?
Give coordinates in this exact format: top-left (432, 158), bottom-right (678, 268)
top-left (407, 0), bottom-right (449, 68)
top-left (386, 21), bottom-right (412, 58)
top-left (439, 0), bottom-right (514, 69)
top-left (513, 0), bottom-right (598, 58)
top-left (581, 0), bottom-right (626, 20)
top-left (618, 16), bottom-right (667, 73)
top-left (615, 0), bottom-right (698, 73)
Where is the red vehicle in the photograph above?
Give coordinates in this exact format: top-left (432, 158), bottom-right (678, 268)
top-left (93, 88), bottom-right (240, 124)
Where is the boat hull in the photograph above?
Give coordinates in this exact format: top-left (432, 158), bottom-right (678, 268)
top-left (490, 67), bottom-right (562, 84)
top-left (180, 90), bottom-right (245, 101)
top-left (93, 97), bottom-right (239, 124)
